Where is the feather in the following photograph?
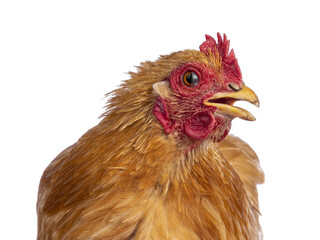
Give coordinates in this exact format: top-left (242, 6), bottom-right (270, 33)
top-left (217, 135), bottom-right (265, 237)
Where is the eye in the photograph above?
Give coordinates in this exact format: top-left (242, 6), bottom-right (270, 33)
top-left (183, 71), bottom-right (199, 87)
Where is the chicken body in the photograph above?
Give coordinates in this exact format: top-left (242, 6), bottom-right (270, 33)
top-left (37, 34), bottom-right (264, 240)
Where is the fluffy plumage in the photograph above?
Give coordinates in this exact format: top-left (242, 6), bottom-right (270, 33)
top-left (37, 33), bottom-right (264, 240)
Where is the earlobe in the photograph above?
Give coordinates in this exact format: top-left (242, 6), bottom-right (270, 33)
top-left (153, 97), bottom-right (172, 134)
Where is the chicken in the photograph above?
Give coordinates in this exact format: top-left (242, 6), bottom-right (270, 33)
top-left (37, 33), bottom-right (264, 240)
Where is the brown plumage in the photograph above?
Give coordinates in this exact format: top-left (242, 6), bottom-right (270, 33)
top-left (37, 33), bottom-right (264, 240)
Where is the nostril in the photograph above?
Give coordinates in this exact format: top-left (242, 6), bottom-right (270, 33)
top-left (228, 83), bottom-right (241, 92)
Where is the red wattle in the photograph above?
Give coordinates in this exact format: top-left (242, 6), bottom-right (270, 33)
top-left (184, 112), bottom-right (215, 140)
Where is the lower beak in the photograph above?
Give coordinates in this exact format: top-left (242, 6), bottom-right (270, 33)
top-left (203, 85), bottom-right (259, 121)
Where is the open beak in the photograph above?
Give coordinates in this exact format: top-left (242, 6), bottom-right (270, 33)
top-left (203, 85), bottom-right (259, 121)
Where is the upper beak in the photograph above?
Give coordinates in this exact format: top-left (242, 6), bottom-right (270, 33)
top-left (203, 85), bottom-right (259, 121)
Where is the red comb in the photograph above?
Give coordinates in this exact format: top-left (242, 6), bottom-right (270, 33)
top-left (200, 33), bottom-right (242, 81)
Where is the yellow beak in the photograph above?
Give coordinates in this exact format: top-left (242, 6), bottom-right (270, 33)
top-left (203, 85), bottom-right (259, 121)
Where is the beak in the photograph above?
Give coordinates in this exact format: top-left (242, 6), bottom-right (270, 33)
top-left (203, 85), bottom-right (259, 121)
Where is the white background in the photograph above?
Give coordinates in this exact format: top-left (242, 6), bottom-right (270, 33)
top-left (1, 1), bottom-right (319, 239)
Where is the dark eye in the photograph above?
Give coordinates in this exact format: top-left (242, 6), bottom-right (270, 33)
top-left (183, 71), bottom-right (199, 87)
